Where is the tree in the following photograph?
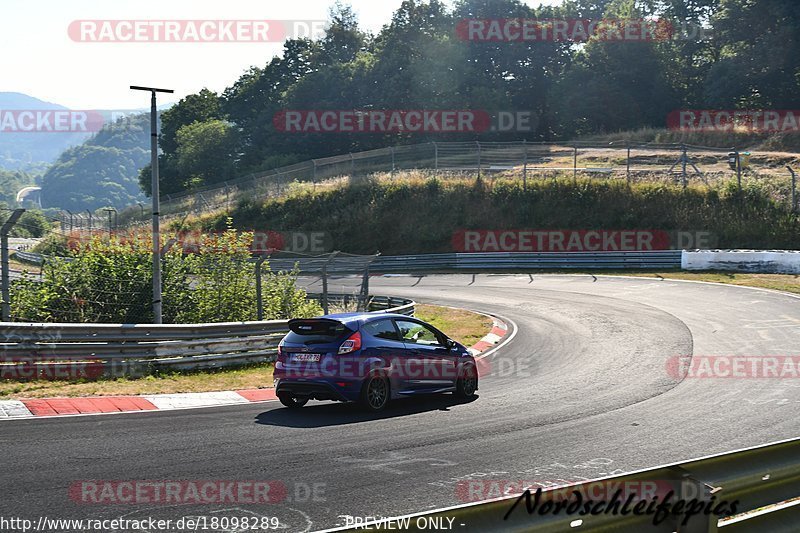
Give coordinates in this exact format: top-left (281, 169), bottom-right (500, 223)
top-left (703, 0), bottom-right (800, 108)
top-left (175, 120), bottom-right (239, 189)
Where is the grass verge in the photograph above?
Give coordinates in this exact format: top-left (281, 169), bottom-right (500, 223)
top-left (0, 304), bottom-right (492, 399)
top-left (415, 303), bottom-right (494, 347)
top-left (601, 271), bottom-right (800, 295)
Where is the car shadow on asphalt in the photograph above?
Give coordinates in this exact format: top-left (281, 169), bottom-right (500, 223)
top-left (254, 394), bottom-right (479, 428)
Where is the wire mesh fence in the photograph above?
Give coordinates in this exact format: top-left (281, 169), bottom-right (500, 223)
top-left (131, 140), bottom-right (798, 222)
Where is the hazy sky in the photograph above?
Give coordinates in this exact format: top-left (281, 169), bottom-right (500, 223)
top-left (1, 0), bottom-right (562, 110)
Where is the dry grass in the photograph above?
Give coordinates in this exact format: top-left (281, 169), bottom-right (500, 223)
top-left (0, 304), bottom-right (493, 399)
top-left (611, 271), bottom-right (800, 295)
top-left (414, 303), bottom-right (494, 347)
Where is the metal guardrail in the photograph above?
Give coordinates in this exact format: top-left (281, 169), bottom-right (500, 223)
top-left (0, 295), bottom-right (415, 379)
top-left (310, 251), bottom-right (681, 273)
top-left (13, 250), bottom-right (44, 264)
top-left (332, 436), bottom-right (800, 532)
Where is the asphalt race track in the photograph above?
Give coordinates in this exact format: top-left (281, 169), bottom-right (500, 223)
top-left (2, 274), bottom-right (799, 532)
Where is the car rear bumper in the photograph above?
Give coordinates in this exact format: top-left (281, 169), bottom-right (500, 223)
top-left (275, 379), bottom-right (355, 402)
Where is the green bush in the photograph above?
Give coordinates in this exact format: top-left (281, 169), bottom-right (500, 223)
top-left (11, 228), bottom-right (321, 324)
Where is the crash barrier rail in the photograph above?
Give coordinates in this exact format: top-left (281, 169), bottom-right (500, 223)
top-left (334, 436), bottom-right (800, 532)
top-left (282, 251), bottom-right (682, 273)
top-left (19, 250), bottom-right (800, 274)
top-left (0, 295), bottom-right (414, 379)
top-left (13, 250), bottom-right (44, 264)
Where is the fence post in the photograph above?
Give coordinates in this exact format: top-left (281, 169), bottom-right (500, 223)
top-left (350, 153), bottom-right (355, 177)
top-left (681, 144), bottom-right (688, 189)
top-left (476, 141), bottom-right (482, 178)
top-left (312, 160), bottom-right (318, 181)
top-left (321, 251), bottom-right (339, 315)
top-left (788, 166), bottom-right (797, 214)
top-left (735, 149), bottom-right (742, 191)
top-left (255, 256), bottom-right (266, 320)
top-left (626, 141), bottom-right (631, 184)
top-left (390, 146), bottom-right (396, 176)
top-left (573, 144), bottom-right (578, 179)
top-left (433, 142), bottom-right (438, 175)
top-left (1, 209), bottom-right (25, 321)
top-left (522, 139), bottom-right (527, 190)
top-left (358, 265), bottom-right (370, 312)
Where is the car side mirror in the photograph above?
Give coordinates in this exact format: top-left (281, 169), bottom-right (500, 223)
top-left (445, 338), bottom-right (456, 349)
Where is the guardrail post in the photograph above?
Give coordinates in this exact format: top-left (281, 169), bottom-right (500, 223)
top-left (2, 208), bottom-right (25, 321)
top-left (433, 142), bottom-right (438, 175)
top-left (672, 469), bottom-right (720, 533)
top-left (390, 146), bottom-right (396, 176)
top-left (312, 159), bottom-right (318, 181)
top-left (787, 166), bottom-right (797, 214)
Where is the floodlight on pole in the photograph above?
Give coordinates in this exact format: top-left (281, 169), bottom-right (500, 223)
top-left (130, 85), bottom-right (174, 324)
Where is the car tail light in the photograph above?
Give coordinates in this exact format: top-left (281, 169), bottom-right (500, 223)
top-left (338, 331), bottom-right (361, 355)
top-left (277, 339), bottom-right (285, 356)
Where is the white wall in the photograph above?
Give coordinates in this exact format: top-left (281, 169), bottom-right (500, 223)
top-left (682, 251), bottom-right (800, 274)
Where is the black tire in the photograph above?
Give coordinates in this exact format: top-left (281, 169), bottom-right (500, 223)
top-left (278, 394), bottom-right (309, 409)
top-left (455, 364), bottom-right (478, 399)
top-left (360, 374), bottom-right (390, 412)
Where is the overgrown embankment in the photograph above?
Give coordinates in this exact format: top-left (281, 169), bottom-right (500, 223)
top-left (190, 175), bottom-right (800, 254)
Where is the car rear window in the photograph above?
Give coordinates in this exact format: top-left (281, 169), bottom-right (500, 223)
top-left (285, 320), bottom-right (351, 344)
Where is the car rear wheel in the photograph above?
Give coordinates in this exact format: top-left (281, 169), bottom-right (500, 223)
top-left (278, 394), bottom-right (309, 409)
top-left (455, 364), bottom-right (478, 399)
top-left (361, 374), bottom-right (390, 412)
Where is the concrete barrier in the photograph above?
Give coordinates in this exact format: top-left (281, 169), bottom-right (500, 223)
top-left (682, 250), bottom-right (800, 274)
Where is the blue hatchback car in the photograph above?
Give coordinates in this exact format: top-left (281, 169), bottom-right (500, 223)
top-left (274, 313), bottom-right (478, 411)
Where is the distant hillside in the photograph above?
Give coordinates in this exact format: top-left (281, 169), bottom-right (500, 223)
top-left (0, 92), bottom-right (92, 172)
top-left (40, 113), bottom-right (150, 211)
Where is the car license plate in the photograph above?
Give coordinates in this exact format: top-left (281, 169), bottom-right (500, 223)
top-left (291, 353), bottom-right (321, 363)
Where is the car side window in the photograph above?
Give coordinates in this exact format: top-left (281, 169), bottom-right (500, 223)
top-left (395, 320), bottom-right (442, 346)
top-left (362, 319), bottom-right (402, 341)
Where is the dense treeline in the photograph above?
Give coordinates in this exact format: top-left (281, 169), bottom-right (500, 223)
top-left (42, 113), bottom-right (149, 211)
top-left (0, 169), bottom-right (36, 205)
top-left (140, 0), bottom-right (800, 197)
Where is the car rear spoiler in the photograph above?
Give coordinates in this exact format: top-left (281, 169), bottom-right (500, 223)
top-left (287, 318), bottom-right (353, 335)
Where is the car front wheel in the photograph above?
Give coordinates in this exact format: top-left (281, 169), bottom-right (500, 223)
top-left (455, 364), bottom-right (478, 399)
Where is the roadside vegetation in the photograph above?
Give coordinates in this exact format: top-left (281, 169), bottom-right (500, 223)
top-left (183, 174), bottom-right (799, 255)
top-left (12, 225), bottom-right (321, 323)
